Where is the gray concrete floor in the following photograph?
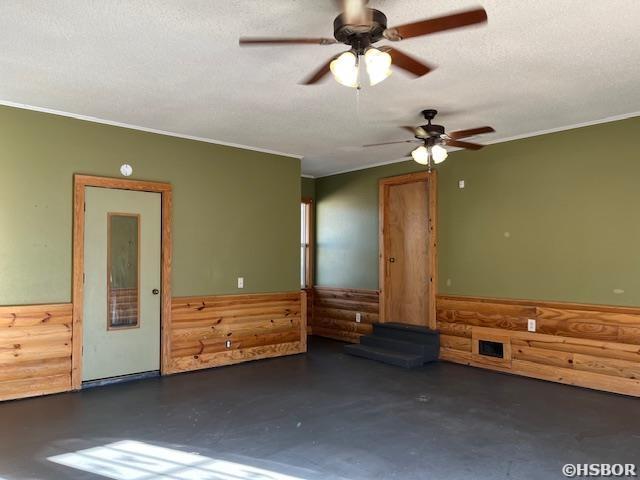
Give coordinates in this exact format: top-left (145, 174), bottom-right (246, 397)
top-left (0, 337), bottom-right (639, 480)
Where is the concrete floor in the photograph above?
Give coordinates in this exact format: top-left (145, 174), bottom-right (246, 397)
top-left (1, 337), bottom-right (639, 480)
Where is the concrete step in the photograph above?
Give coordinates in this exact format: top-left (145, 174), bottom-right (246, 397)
top-left (372, 323), bottom-right (440, 347)
top-left (344, 343), bottom-right (424, 369)
top-left (360, 335), bottom-right (439, 363)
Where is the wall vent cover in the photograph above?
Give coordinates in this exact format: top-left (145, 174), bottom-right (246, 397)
top-left (479, 340), bottom-right (504, 358)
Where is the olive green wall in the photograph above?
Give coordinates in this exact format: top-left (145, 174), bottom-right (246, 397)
top-left (0, 106), bottom-right (300, 305)
top-left (316, 116), bottom-right (640, 307)
top-left (301, 177), bottom-right (316, 200)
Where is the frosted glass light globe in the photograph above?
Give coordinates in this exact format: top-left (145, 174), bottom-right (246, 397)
top-left (330, 51), bottom-right (359, 88)
top-left (411, 146), bottom-right (429, 165)
top-left (364, 48), bottom-right (392, 86)
top-left (431, 144), bottom-right (448, 164)
top-left (120, 164), bottom-right (133, 177)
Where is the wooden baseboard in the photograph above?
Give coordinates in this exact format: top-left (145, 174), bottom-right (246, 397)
top-left (310, 287), bottom-right (379, 343)
top-left (437, 295), bottom-right (640, 397)
top-left (167, 291), bottom-right (306, 374)
top-left (0, 291), bottom-right (308, 401)
top-left (0, 303), bottom-right (73, 401)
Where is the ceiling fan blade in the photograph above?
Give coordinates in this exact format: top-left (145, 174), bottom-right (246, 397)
top-left (363, 139), bottom-right (415, 147)
top-left (240, 37), bottom-right (337, 46)
top-left (383, 47), bottom-right (434, 77)
top-left (446, 139), bottom-right (484, 150)
top-left (448, 126), bottom-right (495, 140)
top-left (402, 126), bottom-right (428, 137)
top-left (384, 8), bottom-right (488, 41)
top-left (300, 56), bottom-right (339, 85)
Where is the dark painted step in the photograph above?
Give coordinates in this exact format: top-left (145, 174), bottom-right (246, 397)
top-left (344, 343), bottom-right (424, 368)
top-left (373, 322), bottom-right (440, 348)
top-left (360, 335), bottom-right (439, 363)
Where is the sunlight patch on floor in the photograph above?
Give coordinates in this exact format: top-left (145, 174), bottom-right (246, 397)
top-left (48, 440), bottom-right (306, 480)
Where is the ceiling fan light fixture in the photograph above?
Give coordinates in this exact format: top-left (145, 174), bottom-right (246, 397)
top-left (330, 51), bottom-right (359, 87)
top-left (411, 146), bottom-right (429, 165)
top-left (431, 144), bottom-right (448, 164)
top-left (364, 47), bottom-right (392, 86)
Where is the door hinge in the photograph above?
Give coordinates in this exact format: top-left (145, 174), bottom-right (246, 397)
top-left (83, 202), bottom-right (86, 212)
top-left (83, 273), bottom-right (85, 284)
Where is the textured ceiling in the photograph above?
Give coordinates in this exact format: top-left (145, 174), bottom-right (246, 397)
top-left (1, 1), bottom-right (639, 177)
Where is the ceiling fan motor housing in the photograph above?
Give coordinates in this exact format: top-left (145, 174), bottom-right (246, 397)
top-left (333, 9), bottom-right (388, 49)
top-left (422, 124), bottom-right (445, 136)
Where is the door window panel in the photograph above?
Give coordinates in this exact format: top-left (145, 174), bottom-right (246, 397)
top-left (107, 213), bottom-right (140, 329)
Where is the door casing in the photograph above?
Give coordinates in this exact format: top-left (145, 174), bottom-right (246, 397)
top-left (379, 171), bottom-right (437, 329)
top-left (72, 174), bottom-right (172, 389)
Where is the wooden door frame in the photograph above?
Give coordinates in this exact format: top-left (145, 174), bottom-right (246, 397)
top-left (72, 174), bottom-right (172, 389)
top-left (378, 170), bottom-right (437, 329)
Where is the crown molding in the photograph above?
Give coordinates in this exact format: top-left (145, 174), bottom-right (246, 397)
top-left (313, 110), bottom-right (640, 178)
top-left (0, 100), bottom-right (303, 160)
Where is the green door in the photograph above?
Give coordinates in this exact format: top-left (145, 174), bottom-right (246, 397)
top-left (82, 187), bottom-right (161, 382)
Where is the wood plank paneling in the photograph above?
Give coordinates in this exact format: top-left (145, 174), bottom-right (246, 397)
top-left (311, 287), bottom-right (379, 343)
top-left (167, 291), bottom-right (305, 374)
top-left (0, 304), bottom-right (73, 401)
top-left (437, 295), bottom-right (640, 396)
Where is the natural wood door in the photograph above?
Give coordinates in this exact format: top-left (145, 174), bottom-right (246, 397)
top-left (380, 172), bottom-right (436, 328)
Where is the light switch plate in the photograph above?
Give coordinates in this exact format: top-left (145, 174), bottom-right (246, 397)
top-left (527, 319), bottom-right (536, 332)
top-left (355, 312), bottom-right (362, 323)
top-left (237, 277), bottom-right (244, 288)
top-left (225, 340), bottom-right (231, 348)
top-left (458, 180), bottom-right (465, 189)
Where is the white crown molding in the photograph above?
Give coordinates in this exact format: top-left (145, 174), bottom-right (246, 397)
top-left (0, 100), bottom-right (304, 160)
top-left (314, 110), bottom-right (640, 178)
top-left (3, 100), bottom-right (638, 178)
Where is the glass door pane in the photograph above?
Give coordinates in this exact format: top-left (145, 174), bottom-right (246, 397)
top-left (107, 213), bottom-right (140, 329)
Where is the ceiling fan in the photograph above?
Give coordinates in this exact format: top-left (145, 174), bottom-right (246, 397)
top-left (239, 0), bottom-right (487, 87)
top-left (363, 109), bottom-right (495, 167)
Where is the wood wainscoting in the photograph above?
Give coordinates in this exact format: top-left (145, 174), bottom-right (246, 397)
top-left (437, 295), bottom-right (640, 396)
top-left (0, 304), bottom-right (73, 401)
top-left (311, 287), bottom-right (379, 343)
top-left (167, 291), bottom-right (306, 374)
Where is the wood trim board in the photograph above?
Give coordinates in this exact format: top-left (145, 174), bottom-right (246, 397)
top-left (167, 291), bottom-right (306, 374)
top-left (72, 174), bottom-right (173, 388)
top-left (310, 287), bottom-right (379, 343)
top-left (0, 303), bottom-right (73, 401)
top-left (437, 295), bottom-right (640, 396)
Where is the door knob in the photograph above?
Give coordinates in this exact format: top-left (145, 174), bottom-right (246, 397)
top-left (389, 257), bottom-right (396, 263)
top-left (152, 289), bottom-right (159, 295)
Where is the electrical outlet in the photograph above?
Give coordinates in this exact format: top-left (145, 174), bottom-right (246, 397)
top-left (237, 277), bottom-right (244, 289)
top-left (458, 180), bottom-right (465, 189)
top-left (527, 319), bottom-right (536, 332)
top-left (225, 340), bottom-right (232, 349)
top-left (355, 312), bottom-right (362, 323)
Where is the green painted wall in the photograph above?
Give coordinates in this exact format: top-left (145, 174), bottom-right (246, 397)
top-left (0, 106), bottom-right (300, 305)
top-left (301, 177), bottom-right (316, 200)
top-left (316, 116), bottom-right (640, 306)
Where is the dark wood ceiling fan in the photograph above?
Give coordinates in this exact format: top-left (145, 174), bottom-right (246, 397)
top-left (364, 109), bottom-right (495, 166)
top-left (239, 1), bottom-right (488, 85)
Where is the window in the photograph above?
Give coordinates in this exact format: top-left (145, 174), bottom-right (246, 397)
top-left (301, 199), bottom-right (313, 288)
top-left (107, 213), bottom-right (140, 329)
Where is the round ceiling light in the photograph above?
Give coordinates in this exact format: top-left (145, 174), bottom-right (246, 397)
top-left (120, 164), bottom-right (133, 177)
